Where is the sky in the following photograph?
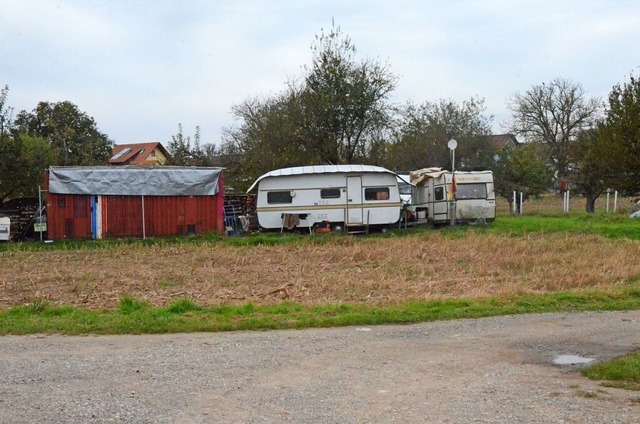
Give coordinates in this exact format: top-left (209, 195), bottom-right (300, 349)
top-left (2, 0), bottom-right (639, 147)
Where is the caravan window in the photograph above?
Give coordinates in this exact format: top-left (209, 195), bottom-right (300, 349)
top-left (320, 188), bottom-right (341, 199)
top-left (398, 181), bottom-right (412, 196)
top-left (434, 187), bottom-right (445, 201)
top-left (364, 187), bottom-right (390, 201)
top-left (455, 183), bottom-right (487, 200)
top-left (267, 191), bottom-right (293, 204)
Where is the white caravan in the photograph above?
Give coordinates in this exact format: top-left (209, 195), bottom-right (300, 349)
top-left (247, 165), bottom-right (402, 232)
top-left (410, 168), bottom-right (496, 225)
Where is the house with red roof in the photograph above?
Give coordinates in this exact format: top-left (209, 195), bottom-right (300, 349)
top-left (109, 142), bottom-right (170, 166)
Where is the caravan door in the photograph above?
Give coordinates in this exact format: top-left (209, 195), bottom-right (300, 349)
top-left (346, 176), bottom-right (363, 224)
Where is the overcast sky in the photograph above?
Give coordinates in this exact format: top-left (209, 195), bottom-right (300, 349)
top-left (2, 0), bottom-right (639, 147)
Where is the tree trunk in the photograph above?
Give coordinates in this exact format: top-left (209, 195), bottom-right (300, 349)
top-left (585, 196), bottom-right (597, 213)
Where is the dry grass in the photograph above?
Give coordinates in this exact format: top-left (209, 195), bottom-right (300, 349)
top-left (1, 232), bottom-right (639, 310)
top-left (496, 193), bottom-right (638, 215)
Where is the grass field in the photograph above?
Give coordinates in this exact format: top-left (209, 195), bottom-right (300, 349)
top-left (1, 193), bottom-right (639, 312)
top-left (1, 195), bottom-right (639, 388)
top-left (2, 220), bottom-right (640, 310)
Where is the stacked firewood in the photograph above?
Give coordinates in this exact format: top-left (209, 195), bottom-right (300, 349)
top-left (0, 197), bottom-right (40, 241)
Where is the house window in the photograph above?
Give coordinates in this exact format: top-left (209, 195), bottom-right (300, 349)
top-left (150, 150), bottom-right (156, 157)
top-left (364, 187), bottom-right (389, 201)
top-left (267, 191), bottom-right (293, 204)
top-left (320, 188), bottom-right (341, 199)
top-left (434, 187), bottom-right (445, 201)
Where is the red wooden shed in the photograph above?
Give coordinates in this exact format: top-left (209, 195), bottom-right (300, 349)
top-left (45, 166), bottom-right (225, 240)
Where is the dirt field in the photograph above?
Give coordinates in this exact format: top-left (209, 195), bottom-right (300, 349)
top-left (2, 232), bottom-right (639, 310)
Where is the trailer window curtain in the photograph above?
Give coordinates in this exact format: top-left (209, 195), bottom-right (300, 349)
top-left (364, 187), bottom-right (389, 201)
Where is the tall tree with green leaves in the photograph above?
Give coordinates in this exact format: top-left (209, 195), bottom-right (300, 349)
top-left (0, 86), bottom-right (53, 203)
top-left (386, 98), bottom-right (494, 172)
top-left (598, 73), bottom-right (640, 195)
top-left (167, 123), bottom-right (223, 167)
top-left (507, 78), bottom-right (601, 185)
top-left (0, 85), bottom-right (14, 141)
top-left (167, 123), bottom-right (194, 165)
top-left (220, 22), bottom-right (397, 187)
top-left (0, 133), bottom-right (52, 203)
top-left (492, 143), bottom-right (554, 212)
top-left (299, 22), bottom-right (397, 164)
top-left (220, 90), bottom-right (315, 189)
top-left (14, 101), bottom-right (112, 166)
top-left (568, 127), bottom-right (610, 212)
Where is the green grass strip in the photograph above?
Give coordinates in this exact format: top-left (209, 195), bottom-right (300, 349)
top-left (582, 352), bottom-right (640, 391)
top-left (2, 285), bottom-right (640, 336)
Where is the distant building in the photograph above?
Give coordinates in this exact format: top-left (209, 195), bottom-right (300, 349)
top-left (109, 142), bottom-right (170, 166)
top-left (489, 134), bottom-right (520, 150)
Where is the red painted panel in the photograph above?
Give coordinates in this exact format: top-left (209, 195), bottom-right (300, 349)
top-left (102, 195), bottom-right (223, 238)
top-left (45, 193), bottom-right (92, 239)
top-left (45, 169), bottom-right (225, 240)
top-left (102, 196), bottom-right (143, 238)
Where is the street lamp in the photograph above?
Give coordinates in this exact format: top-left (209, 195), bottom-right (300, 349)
top-left (447, 139), bottom-right (457, 226)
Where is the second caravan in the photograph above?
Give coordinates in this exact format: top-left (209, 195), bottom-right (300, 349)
top-left (410, 168), bottom-right (496, 225)
top-left (247, 165), bottom-right (402, 232)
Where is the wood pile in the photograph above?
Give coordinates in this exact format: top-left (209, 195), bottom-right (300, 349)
top-left (0, 197), bottom-right (40, 241)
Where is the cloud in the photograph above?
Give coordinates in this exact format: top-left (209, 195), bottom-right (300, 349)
top-left (2, 0), bottom-right (640, 144)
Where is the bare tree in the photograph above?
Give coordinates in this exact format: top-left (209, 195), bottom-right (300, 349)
top-left (507, 78), bottom-right (602, 184)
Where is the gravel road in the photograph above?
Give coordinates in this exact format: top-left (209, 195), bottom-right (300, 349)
top-left (1, 310), bottom-right (640, 423)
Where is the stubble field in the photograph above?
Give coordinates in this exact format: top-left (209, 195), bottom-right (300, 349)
top-left (2, 194), bottom-right (639, 311)
top-left (2, 230), bottom-right (639, 310)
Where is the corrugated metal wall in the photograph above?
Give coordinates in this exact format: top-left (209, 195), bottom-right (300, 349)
top-left (45, 192), bottom-right (93, 240)
top-left (101, 195), bottom-right (223, 238)
top-left (45, 170), bottom-right (225, 240)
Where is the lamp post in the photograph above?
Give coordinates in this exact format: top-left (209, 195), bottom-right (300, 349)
top-left (447, 138), bottom-right (457, 226)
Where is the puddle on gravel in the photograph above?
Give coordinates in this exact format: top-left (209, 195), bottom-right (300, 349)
top-left (553, 355), bottom-right (595, 365)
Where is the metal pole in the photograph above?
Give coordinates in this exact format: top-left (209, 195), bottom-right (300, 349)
top-left (447, 139), bottom-right (457, 226)
top-left (519, 192), bottom-right (523, 214)
top-left (614, 191), bottom-right (618, 213)
top-left (606, 192), bottom-right (610, 213)
top-left (38, 185), bottom-right (43, 242)
top-left (141, 195), bottom-right (146, 240)
top-left (450, 149), bottom-right (456, 226)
